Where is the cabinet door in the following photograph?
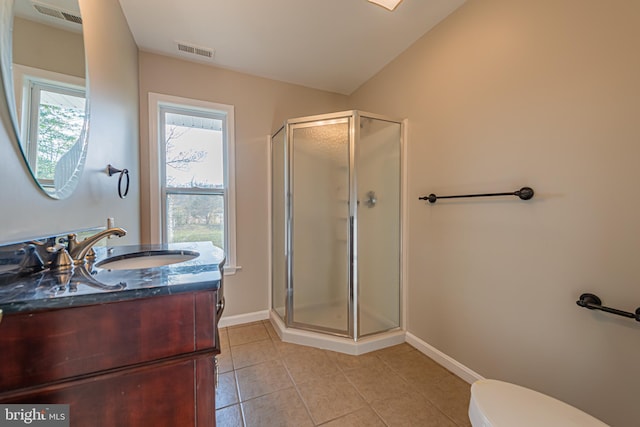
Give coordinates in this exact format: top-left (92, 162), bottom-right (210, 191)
top-left (1, 356), bottom-right (215, 427)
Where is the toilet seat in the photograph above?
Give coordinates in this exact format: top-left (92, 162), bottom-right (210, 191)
top-left (468, 379), bottom-right (609, 427)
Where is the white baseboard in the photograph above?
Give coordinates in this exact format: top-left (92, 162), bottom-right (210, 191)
top-left (405, 332), bottom-right (484, 385)
top-left (218, 310), bottom-right (270, 328)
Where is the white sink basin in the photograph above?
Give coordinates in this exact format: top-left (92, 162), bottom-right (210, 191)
top-left (96, 250), bottom-right (199, 270)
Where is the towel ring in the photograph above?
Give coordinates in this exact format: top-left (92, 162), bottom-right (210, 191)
top-left (107, 164), bottom-right (130, 199)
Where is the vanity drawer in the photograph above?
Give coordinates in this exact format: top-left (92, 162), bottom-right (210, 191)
top-left (0, 355), bottom-right (215, 427)
top-left (0, 290), bottom-right (218, 392)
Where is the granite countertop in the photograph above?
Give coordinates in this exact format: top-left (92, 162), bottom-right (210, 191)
top-left (0, 241), bottom-right (224, 315)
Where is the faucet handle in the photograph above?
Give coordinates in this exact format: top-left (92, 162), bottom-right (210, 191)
top-left (47, 245), bottom-right (73, 271)
top-left (18, 245), bottom-right (45, 274)
top-left (66, 233), bottom-right (79, 250)
top-left (86, 247), bottom-right (96, 261)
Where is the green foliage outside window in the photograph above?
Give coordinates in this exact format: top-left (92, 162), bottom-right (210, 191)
top-left (36, 103), bottom-right (84, 181)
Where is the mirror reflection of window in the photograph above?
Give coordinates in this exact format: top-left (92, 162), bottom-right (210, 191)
top-left (3, 0), bottom-right (89, 199)
top-left (24, 79), bottom-right (85, 188)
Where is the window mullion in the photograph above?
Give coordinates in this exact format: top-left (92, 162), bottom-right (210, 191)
top-left (165, 188), bottom-right (224, 196)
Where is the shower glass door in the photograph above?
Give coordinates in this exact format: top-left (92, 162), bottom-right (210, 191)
top-left (290, 118), bottom-right (351, 335)
top-left (356, 116), bottom-right (401, 337)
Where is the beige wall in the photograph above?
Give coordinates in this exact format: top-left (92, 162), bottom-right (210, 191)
top-left (350, 0), bottom-right (640, 425)
top-left (13, 17), bottom-right (85, 78)
top-left (137, 52), bottom-right (348, 317)
top-left (0, 0), bottom-right (139, 245)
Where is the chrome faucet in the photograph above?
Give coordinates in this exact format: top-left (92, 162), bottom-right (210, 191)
top-left (67, 227), bottom-right (127, 263)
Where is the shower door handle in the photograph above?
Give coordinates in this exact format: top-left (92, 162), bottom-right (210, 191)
top-left (365, 191), bottom-right (377, 208)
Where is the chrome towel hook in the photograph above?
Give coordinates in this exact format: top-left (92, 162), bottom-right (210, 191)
top-left (107, 164), bottom-right (130, 199)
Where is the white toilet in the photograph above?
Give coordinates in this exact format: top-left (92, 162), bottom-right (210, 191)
top-left (468, 379), bottom-right (609, 427)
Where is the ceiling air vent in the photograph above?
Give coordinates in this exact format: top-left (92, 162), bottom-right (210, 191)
top-left (176, 42), bottom-right (215, 60)
top-left (33, 2), bottom-right (82, 25)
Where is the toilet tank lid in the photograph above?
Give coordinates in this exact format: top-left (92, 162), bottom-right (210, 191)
top-left (469, 380), bottom-right (609, 427)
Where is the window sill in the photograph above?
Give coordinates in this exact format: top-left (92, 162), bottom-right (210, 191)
top-left (223, 265), bottom-right (242, 276)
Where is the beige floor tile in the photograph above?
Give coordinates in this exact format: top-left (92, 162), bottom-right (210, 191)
top-left (263, 320), bottom-right (280, 340)
top-left (216, 404), bottom-right (244, 427)
top-left (320, 407), bottom-right (386, 427)
top-left (326, 350), bottom-right (382, 372)
top-left (382, 350), bottom-right (450, 386)
top-left (231, 339), bottom-right (278, 369)
top-left (371, 393), bottom-right (457, 427)
top-left (296, 372), bottom-right (367, 425)
top-left (217, 349), bottom-right (234, 374)
top-left (371, 343), bottom-right (415, 360)
top-left (228, 323), bottom-right (270, 346)
top-left (282, 346), bottom-right (340, 384)
top-left (343, 364), bottom-right (417, 403)
top-left (241, 388), bottom-right (314, 427)
top-left (216, 371), bottom-right (239, 409)
top-left (419, 374), bottom-right (472, 427)
top-left (236, 359), bottom-right (294, 402)
top-left (272, 339), bottom-right (324, 358)
top-left (220, 323), bottom-right (472, 427)
top-left (228, 321), bottom-right (264, 329)
top-left (219, 327), bottom-right (231, 351)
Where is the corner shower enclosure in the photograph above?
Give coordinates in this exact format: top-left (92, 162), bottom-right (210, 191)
top-left (271, 111), bottom-right (403, 344)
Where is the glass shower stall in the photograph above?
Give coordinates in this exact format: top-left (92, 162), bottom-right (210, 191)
top-left (271, 110), bottom-right (402, 340)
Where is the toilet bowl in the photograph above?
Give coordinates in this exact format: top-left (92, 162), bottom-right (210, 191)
top-left (468, 379), bottom-right (609, 427)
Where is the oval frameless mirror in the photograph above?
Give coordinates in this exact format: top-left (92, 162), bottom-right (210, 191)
top-left (0, 0), bottom-right (88, 199)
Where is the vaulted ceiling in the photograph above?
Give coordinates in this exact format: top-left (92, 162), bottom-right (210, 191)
top-left (117, 0), bottom-right (466, 95)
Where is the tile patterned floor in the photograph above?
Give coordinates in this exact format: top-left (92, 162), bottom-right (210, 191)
top-left (216, 321), bottom-right (472, 427)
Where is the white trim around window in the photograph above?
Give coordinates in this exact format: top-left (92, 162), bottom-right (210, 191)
top-left (13, 64), bottom-right (86, 151)
top-left (148, 92), bottom-right (239, 274)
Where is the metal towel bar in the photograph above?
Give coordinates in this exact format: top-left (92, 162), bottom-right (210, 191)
top-left (418, 186), bottom-right (534, 204)
top-left (576, 293), bottom-right (640, 322)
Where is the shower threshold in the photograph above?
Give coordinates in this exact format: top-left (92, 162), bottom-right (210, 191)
top-left (269, 310), bottom-right (406, 356)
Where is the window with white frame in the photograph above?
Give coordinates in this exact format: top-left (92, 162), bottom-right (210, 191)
top-left (149, 93), bottom-right (237, 273)
top-left (13, 65), bottom-right (86, 190)
top-left (25, 81), bottom-right (85, 188)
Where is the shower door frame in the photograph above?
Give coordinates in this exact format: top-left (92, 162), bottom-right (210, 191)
top-left (286, 114), bottom-right (354, 338)
top-left (273, 110), bottom-right (404, 340)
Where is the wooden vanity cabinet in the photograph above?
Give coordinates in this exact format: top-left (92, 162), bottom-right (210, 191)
top-left (0, 290), bottom-right (220, 426)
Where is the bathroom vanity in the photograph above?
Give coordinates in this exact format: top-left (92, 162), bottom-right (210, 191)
top-left (0, 241), bottom-right (224, 426)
